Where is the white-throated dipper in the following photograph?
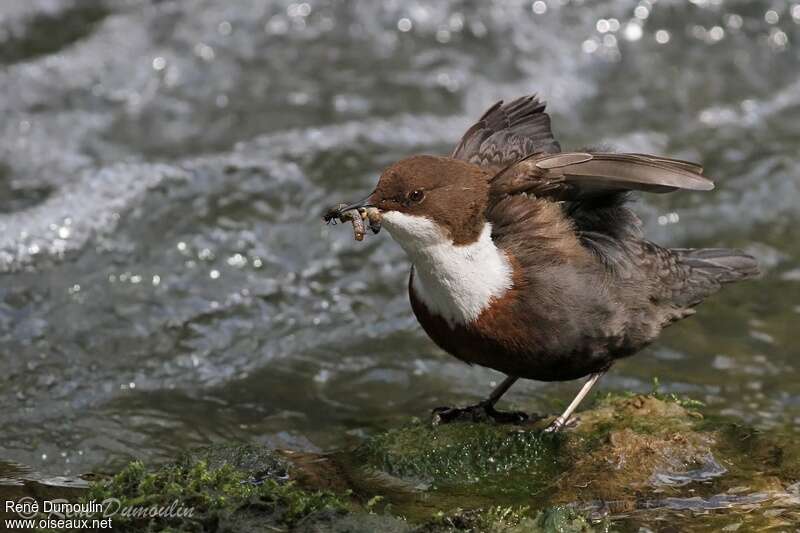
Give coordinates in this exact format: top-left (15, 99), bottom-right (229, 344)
top-left (324, 94), bottom-right (758, 430)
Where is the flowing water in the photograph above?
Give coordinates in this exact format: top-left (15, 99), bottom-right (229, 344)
top-left (0, 0), bottom-right (798, 504)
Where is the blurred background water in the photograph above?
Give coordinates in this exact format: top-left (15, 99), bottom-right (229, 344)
top-left (0, 0), bottom-right (798, 479)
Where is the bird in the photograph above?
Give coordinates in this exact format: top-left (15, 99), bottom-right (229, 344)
top-left (325, 94), bottom-right (759, 431)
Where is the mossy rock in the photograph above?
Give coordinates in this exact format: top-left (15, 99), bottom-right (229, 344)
top-left (44, 394), bottom-right (800, 531)
top-left (48, 444), bottom-right (352, 532)
top-left (351, 422), bottom-right (562, 492)
top-left (347, 394), bottom-right (718, 507)
top-left (418, 505), bottom-right (611, 533)
top-left (341, 393), bottom-right (800, 529)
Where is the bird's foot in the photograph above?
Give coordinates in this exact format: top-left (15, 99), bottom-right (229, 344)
top-left (431, 401), bottom-right (531, 426)
top-left (543, 414), bottom-right (580, 433)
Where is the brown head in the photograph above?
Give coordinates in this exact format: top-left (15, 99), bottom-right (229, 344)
top-left (365, 155), bottom-right (491, 246)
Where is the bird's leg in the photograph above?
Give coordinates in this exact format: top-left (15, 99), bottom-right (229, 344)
top-left (485, 374), bottom-right (519, 406)
top-left (545, 372), bottom-right (604, 432)
top-left (432, 375), bottom-right (533, 425)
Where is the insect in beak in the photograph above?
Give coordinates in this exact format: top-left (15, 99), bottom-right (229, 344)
top-left (323, 200), bottom-right (381, 241)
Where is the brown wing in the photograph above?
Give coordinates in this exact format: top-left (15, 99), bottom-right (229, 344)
top-left (625, 153), bottom-right (704, 175)
top-left (451, 95), bottom-right (561, 171)
top-left (489, 152), bottom-right (714, 202)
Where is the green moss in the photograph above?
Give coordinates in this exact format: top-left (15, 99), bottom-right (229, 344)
top-left (591, 394), bottom-right (700, 433)
top-left (598, 389), bottom-right (704, 418)
top-left (527, 506), bottom-right (613, 533)
top-left (420, 505), bottom-right (612, 532)
top-left (649, 377), bottom-right (706, 409)
top-left (354, 420), bottom-right (562, 497)
top-left (74, 446), bottom-right (348, 532)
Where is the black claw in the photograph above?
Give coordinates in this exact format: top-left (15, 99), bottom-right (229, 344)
top-left (431, 402), bottom-right (531, 426)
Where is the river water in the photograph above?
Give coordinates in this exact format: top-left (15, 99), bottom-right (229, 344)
top-left (0, 0), bottom-right (798, 481)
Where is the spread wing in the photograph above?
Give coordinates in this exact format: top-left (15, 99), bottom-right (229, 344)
top-left (489, 152), bottom-right (713, 202)
top-left (451, 95), bottom-right (561, 171)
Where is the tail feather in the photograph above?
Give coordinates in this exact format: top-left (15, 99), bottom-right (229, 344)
top-left (666, 248), bottom-right (758, 308)
top-left (674, 248), bottom-right (760, 284)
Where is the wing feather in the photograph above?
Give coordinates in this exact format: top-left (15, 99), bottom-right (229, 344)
top-left (490, 152), bottom-right (713, 202)
top-left (452, 95), bottom-right (561, 170)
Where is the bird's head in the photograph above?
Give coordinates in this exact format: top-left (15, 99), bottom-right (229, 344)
top-left (340, 155), bottom-right (491, 251)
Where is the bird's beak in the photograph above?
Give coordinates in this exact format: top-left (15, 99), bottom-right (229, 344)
top-left (322, 195), bottom-right (373, 222)
top-left (322, 195), bottom-right (382, 235)
top-left (338, 197), bottom-right (375, 214)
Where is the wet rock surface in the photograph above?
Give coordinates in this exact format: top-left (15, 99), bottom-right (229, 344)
top-left (10, 395), bottom-right (797, 531)
top-left (345, 394), bottom-right (800, 530)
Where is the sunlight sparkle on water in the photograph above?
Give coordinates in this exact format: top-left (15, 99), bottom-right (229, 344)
top-left (764, 10), bottom-right (779, 25)
top-left (624, 21), bottom-right (643, 41)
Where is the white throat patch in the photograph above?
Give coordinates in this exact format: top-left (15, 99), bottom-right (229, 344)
top-left (381, 211), bottom-right (513, 326)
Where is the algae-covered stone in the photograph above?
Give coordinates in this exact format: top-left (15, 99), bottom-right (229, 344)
top-left (73, 444), bottom-right (350, 532)
top-left (352, 421), bottom-right (562, 491)
top-left (555, 394), bottom-right (724, 502)
top-left (347, 394), bottom-right (722, 506)
top-left (49, 395), bottom-right (800, 531)
top-left (341, 393), bottom-right (800, 529)
top-left (418, 505), bottom-right (611, 533)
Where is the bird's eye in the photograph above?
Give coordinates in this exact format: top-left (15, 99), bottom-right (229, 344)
top-left (408, 189), bottom-right (425, 203)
